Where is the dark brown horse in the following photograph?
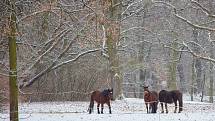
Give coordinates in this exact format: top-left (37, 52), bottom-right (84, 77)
top-left (159, 90), bottom-right (183, 113)
top-left (89, 88), bottom-right (113, 114)
top-left (143, 86), bottom-right (158, 113)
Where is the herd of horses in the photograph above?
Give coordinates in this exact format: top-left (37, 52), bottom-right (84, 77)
top-left (88, 87), bottom-right (183, 114)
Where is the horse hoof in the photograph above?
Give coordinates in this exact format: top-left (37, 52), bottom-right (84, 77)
top-left (161, 111), bottom-right (164, 113)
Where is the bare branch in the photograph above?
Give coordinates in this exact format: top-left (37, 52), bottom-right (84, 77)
top-left (121, 0), bottom-right (143, 15)
top-left (22, 28), bottom-right (72, 76)
top-left (191, 0), bottom-right (215, 18)
top-left (152, 1), bottom-right (215, 31)
top-left (161, 42), bottom-right (215, 64)
top-left (17, 9), bottom-right (59, 24)
top-left (174, 14), bottom-right (215, 31)
top-left (52, 48), bottom-right (101, 70)
top-left (20, 35), bottom-right (76, 88)
top-left (121, 7), bottom-right (144, 22)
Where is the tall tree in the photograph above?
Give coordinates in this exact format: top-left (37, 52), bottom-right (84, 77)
top-left (208, 0), bottom-right (214, 103)
top-left (103, 0), bottom-right (123, 99)
top-left (209, 33), bottom-right (214, 103)
top-left (167, 34), bottom-right (179, 90)
top-left (8, 0), bottom-right (19, 120)
top-left (191, 56), bottom-right (196, 101)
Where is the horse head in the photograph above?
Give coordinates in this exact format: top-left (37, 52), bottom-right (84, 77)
top-left (108, 88), bottom-right (113, 100)
top-left (143, 86), bottom-right (149, 91)
top-left (143, 86), bottom-right (150, 99)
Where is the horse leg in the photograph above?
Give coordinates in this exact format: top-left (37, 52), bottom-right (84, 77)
top-left (149, 104), bottom-right (152, 113)
top-left (152, 103), bottom-right (157, 113)
top-left (97, 103), bottom-right (100, 114)
top-left (145, 103), bottom-right (149, 113)
top-left (150, 104), bottom-right (153, 113)
top-left (179, 96), bottom-right (183, 113)
top-left (155, 102), bottom-right (158, 113)
top-left (89, 100), bottom-right (94, 114)
top-left (165, 103), bottom-right (168, 113)
top-left (174, 101), bottom-right (177, 113)
top-left (101, 103), bottom-right (104, 114)
top-left (107, 101), bottom-right (112, 114)
top-left (160, 103), bottom-right (164, 113)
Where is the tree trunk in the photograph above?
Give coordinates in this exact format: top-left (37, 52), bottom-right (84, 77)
top-left (208, 0), bottom-right (214, 103)
top-left (201, 71), bottom-right (206, 102)
top-left (192, 28), bottom-right (202, 93)
top-left (209, 41), bottom-right (214, 103)
top-left (191, 57), bottom-right (195, 101)
top-left (8, 0), bottom-right (19, 120)
top-left (139, 69), bottom-right (144, 98)
top-left (138, 41), bottom-right (144, 99)
top-left (104, 0), bottom-right (122, 99)
top-left (168, 40), bottom-right (178, 90)
top-left (177, 63), bottom-right (187, 92)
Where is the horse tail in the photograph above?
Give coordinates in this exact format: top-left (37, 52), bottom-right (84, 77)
top-left (89, 93), bottom-right (94, 114)
top-left (179, 93), bottom-right (183, 112)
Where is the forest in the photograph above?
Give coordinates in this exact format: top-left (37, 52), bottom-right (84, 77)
top-left (0, 0), bottom-right (215, 121)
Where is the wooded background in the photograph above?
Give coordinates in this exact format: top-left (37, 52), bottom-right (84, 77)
top-left (0, 0), bottom-right (215, 105)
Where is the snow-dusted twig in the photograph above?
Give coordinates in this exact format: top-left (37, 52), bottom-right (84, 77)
top-left (121, 0), bottom-right (143, 16)
top-left (153, 1), bottom-right (215, 31)
top-left (19, 89), bottom-right (92, 95)
top-left (174, 14), bottom-right (215, 31)
top-left (190, 0), bottom-right (215, 18)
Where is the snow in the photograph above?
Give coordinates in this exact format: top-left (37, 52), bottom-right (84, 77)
top-left (1, 98), bottom-right (215, 121)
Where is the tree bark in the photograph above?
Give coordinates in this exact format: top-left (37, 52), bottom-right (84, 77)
top-left (177, 63), bottom-right (187, 92)
top-left (192, 28), bottom-right (202, 93)
top-left (8, 0), bottom-right (19, 120)
top-left (168, 39), bottom-right (178, 90)
top-left (209, 43), bottom-right (214, 103)
top-left (208, 0), bottom-right (214, 103)
top-left (191, 57), bottom-right (195, 101)
top-left (104, 0), bottom-right (122, 99)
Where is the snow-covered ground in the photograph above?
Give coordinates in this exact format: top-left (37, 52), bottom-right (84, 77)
top-left (1, 98), bottom-right (215, 121)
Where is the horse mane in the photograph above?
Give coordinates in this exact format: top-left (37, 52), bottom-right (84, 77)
top-left (101, 89), bottom-right (109, 96)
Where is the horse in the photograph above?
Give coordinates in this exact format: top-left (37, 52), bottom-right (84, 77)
top-left (143, 86), bottom-right (158, 113)
top-left (88, 88), bottom-right (113, 114)
top-left (159, 90), bottom-right (183, 113)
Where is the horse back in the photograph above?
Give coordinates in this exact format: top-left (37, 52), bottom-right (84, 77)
top-left (151, 91), bottom-right (159, 101)
top-left (91, 90), bottom-right (101, 101)
top-left (159, 90), bottom-right (182, 104)
top-left (91, 90), bottom-right (110, 104)
top-left (159, 90), bottom-right (173, 104)
top-left (170, 90), bottom-right (182, 101)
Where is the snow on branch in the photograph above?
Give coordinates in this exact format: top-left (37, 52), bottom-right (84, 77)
top-left (191, 0), bottom-right (215, 18)
top-left (26, 29), bottom-right (72, 72)
top-left (52, 48), bottom-right (102, 70)
top-left (153, 1), bottom-right (215, 31)
top-left (174, 14), bottom-right (215, 31)
top-left (121, 0), bottom-right (143, 16)
top-left (165, 42), bottom-right (215, 63)
top-left (20, 34), bottom-right (76, 88)
top-left (17, 9), bottom-right (59, 24)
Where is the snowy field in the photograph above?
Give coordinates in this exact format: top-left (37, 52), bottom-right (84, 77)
top-left (1, 98), bottom-right (215, 121)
